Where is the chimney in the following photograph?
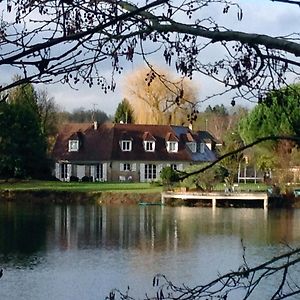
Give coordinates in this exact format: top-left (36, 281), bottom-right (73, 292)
top-left (93, 121), bottom-right (98, 130)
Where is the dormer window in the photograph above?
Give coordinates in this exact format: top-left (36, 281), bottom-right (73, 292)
top-left (167, 141), bottom-right (178, 153)
top-left (68, 140), bottom-right (79, 152)
top-left (187, 142), bottom-right (196, 153)
top-left (143, 131), bottom-right (156, 152)
top-left (144, 141), bottom-right (155, 152)
top-left (121, 140), bottom-right (132, 151)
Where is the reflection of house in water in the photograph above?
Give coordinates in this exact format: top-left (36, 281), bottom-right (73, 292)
top-left (50, 205), bottom-right (184, 252)
top-left (48, 205), bottom-right (300, 254)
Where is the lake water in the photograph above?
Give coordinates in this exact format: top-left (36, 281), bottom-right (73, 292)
top-left (0, 202), bottom-right (300, 299)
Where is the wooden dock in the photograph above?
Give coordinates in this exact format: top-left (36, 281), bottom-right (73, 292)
top-left (161, 191), bottom-right (269, 209)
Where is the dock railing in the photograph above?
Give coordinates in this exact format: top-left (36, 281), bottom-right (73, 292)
top-left (161, 191), bottom-right (269, 209)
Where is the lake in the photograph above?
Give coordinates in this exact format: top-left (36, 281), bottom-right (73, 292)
top-left (0, 202), bottom-right (300, 299)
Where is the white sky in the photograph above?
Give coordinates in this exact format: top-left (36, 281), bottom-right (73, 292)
top-left (9, 0), bottom-right (300, 114)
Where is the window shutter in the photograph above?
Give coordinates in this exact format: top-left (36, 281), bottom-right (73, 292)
top-left (140, 163), bottom-right (145, 182)
top-left (90, 165), bottom-right (95, 181)
top-left (132, 163), bottom-right (136, 172)
top-left (103, 163), bottom-right (107, 181)
top-left (157, 164), bottom-right (163, 178)
top-left (120, 163), bottom-right (123, 171)
top-left (67, 164), bottom-right (72, 181)
top-left (177, 163), bottom-right (183, 171)
top-left (55, 163), bottom-right (60, 180)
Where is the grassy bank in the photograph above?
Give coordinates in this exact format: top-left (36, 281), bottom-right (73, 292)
top-left (0, 180), bottom-right (163, 193)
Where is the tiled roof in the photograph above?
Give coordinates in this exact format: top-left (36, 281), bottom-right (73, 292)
top-left (111, 123), bottom-right (190, 161)
top-left (52, 122), bottom-right (114, 162)
top-left (52, 123), bottom-right (217, 163)
top-left (165, 132), bottom-right (179, 142)
top-left (142, 131), bottom-right (156, 141)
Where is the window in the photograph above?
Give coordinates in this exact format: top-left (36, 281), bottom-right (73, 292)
top-left (144, 141), bottom-right (155, 152)
top-left (121, 163), bottom-right (131, 171)
top-left (171, 164), bottom-right (178, 171)
top-left (121, 140), bottom-right (132, 151)
top-left (167, 141), bottom-right (178, 152)
top-left (96, 164), bottom-right (103, 180)
top-left (187, 142), bottom-right (196, 153)
top-left (68, 140), bottom-right (79, 152)
top-left (145, 164), bottom-right (157, 180)
top-left (60, 164), bottom-right (67, 179)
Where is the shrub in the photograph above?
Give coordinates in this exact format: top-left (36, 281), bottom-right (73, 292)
top-left (70, 176), bottom-right (79, 182)
top-left (81, 176), bottom-right (93, 182)
top-left (160, 167), bottom-right (180, 186)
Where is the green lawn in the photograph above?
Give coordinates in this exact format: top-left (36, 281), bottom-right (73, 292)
top-left (0, 180), bottom-right (163, 193)
top-left (0, 179), bottom-right (272, 194)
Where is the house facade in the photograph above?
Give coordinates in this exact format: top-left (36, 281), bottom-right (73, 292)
top-left (52, 122), bottom-right (219, 182)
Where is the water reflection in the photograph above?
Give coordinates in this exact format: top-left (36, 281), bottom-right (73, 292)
top-left (1, 203), bottom-right (300, 299)
top-left (1, 204), bottom-right (300, 256)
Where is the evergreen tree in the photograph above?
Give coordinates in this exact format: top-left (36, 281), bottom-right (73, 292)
top-left (114, 98), bottom-right (135, 124)
top-left (0, 82), bottom-right (49, 178)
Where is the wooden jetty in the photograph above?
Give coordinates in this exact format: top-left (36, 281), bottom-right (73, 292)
top-left (161, 191), bottom-right (269, 209)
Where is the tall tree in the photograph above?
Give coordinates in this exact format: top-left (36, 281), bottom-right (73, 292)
top-left (37, 89), bottom-right (61, 151)
top-left (239, 84), bottom-right (300, 143)
top-left (0, 82), bottom-right (49, 178)
top-left (114, 98), bottom-right (135, 124)
top-left (123, 67), bottom-right (199, 125)
top-left (238, 85), bottom-right (300, 184)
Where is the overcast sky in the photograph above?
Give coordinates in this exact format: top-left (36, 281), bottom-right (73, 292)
top-left (11, 0), bottom-right (300, 114)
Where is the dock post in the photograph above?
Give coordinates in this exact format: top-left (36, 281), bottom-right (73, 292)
top-left (212, 198), bottom-right (216, 208)
top-left (161, 193), bottom-right (165, 205)
top-left (263, 197), bottom-right (268, 210)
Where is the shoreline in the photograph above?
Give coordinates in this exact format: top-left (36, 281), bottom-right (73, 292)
top-left (1, 189), bottom-right (300, 208)
top-left (0, 189), bottom-right (162, 205)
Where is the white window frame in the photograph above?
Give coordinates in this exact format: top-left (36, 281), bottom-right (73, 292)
top-left (68, 140), bottom-right (79, 152)
top-left (121, 140), bottom-right (132, 152)
top-left (166, 141), bottom-right (178, 153)
top-left (145, 164), bottom-right (157, 180)
top-left (121, 163), bottom-right (131, 171)
top-left (144, 141), bottom-right (155, 152)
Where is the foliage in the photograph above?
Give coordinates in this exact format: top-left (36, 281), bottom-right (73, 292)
top-left (114, 98), bottom-right (135, 124)
top-left (0, 82), bottom-right (49, 179)
top-left (239, 84), bottom-right (300, 144)
top-left (182, 164), bottom-right (225, 191)
top-left (123, 66), bottom-right (199, 125)
top-left (219, 130), bottom-right (244, 187)
top-left (160, 167), bottom-right (180, 186)
top-left (204, 104), bottom-right (228, 116)
top-left (238, 85), bottom-right (300, 185)
top-left (63, 108), bottom-right (110, 124)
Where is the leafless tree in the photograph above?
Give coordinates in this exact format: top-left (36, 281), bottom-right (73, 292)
top-left (1, 0), bottom-right (300, 107)
top-left (107, 246), bottom-right (300, 299)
